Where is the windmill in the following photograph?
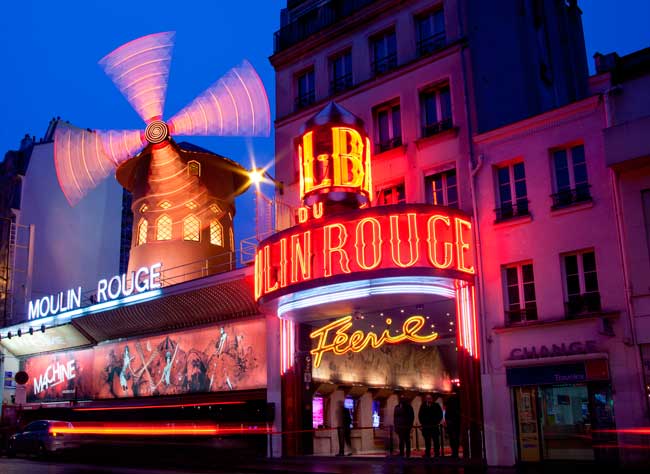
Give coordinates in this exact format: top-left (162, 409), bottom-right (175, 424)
top-left (54, 32), bottom-right (270, 282)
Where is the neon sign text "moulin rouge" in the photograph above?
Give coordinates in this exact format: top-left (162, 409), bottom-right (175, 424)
top-left (254, 207), bottom-right (475, 301)
top-left (310, 315), bottom-right (439, 368)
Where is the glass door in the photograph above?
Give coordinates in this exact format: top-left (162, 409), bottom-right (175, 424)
top-left (539, 384), bottom-right (594, 460)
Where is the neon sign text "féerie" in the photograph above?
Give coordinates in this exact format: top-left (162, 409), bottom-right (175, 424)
top-left (309, 315), bottom-right (438, 368)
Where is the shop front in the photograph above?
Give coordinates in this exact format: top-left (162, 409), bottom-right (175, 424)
top-left (507, 347), bottom-right (617, 463)
top-left (256, 102), bottom-right (483, 459)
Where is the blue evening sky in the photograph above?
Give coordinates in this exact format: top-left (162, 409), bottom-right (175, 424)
top-left (1, 1), bottom-right (649, 244)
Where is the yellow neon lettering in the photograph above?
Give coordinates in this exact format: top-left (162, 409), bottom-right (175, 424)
top-left (323, 223), bottom-right (351, 277)
top-left (291, 231), bottom-right (311, 283)
top-left (455, 217), bottom-right (475, 274)
top-left (332, 127), bottom-right (364, 188)
top-left (390, 213), bottom-right (419, 268)
top-left (310, 315), bottom-right (438, 368)
top-left (355, 217), bottom-right (382, 270)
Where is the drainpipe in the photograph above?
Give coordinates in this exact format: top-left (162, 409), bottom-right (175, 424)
top-left (603, 86), bottom-right (647, 418)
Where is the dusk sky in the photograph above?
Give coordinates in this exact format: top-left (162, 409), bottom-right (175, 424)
top-left (1, 0), bottom-right (649, 244)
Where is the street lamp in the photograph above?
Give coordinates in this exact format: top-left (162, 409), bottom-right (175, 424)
top-left (247, 167), bottom-right (284, 243)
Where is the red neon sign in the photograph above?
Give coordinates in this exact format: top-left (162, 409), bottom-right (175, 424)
top-left (255, 204), bottom-right (475, 302)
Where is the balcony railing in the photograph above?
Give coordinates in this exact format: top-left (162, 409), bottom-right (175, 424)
top-left (506, 307), bottom-right (538, 325)
top-left (416, 31), bottom-right (446, 57)
top-left (294, 91), bottom-right (316, 111)
top-left (372, 53), bottom-right (398, 76)
top-left (274, 0), bottom-right (378, 53)
top-left (551, 184), bottom-right (592, 209)
top-left (376, 136), bottom-right (403, 154)
top-left (494, 199), bottom-right (530, 222)
top-left (566, 292), bottom-right (601, 318)
top-left (421, 117), bottom-right (453, 138)
top-left (330, 73), bottom-right (353, 94)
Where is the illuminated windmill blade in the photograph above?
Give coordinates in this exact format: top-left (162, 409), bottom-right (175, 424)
top-left (54, 122), bottom-right (140, 206)
top-left (98, 129), bottom-right (147, 166)
top-left (99, 31), bottom-right (175, 123)
top-left (168, 60), bottom-right (270, 137)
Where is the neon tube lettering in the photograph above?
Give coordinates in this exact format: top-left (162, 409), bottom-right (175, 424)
top-left (389, 213), bottom-right (419, 268)
top-left (355, 217), bottom-right (382, 270)
top-left (323, 223), bottom-right (350, 277)
top-left (291, 231), bottom-right (311, 283)
top-left (427, 215), bottom-right (453, 269)
top-left (263, 244), bottom-right (279, 294)
top-left (310, 315), bottom-right (439, 368)
top-left (455, 217), bottom-right (475, 274)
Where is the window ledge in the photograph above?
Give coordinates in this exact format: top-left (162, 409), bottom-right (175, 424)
top-left (493, 310), bottom-right (619, 334)
top-left (415, 126), bottom-right (459, 150)
top-left (374, 144), bottom-right (407, 159)
top-left (550, 199), bottom-right (594, 216)
top-left (493, 214), bottom-right (532, 228)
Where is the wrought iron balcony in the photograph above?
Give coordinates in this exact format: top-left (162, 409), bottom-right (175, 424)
top-left (506, 307), bottom-right (538, 325)
top-left (421, 117), bottom-right (453, 138)
top-left (494, 199), bottom-right (530, 222)
top-left (372, 53), bottom-right (398, 76)
top-left (376, 136), bottom-right (403, 154)
top-left (274, 0), bottom-right (378, 53)
top-left (416, 32), bottom-right (446, 57)
top-left (294, 91), bottom-right (316, 111)
top-left (551, 184), bottom-right (592, 209)
top-left (566, 292), bottom-right (601, 318)
top-left (329, 73), bottom-right (353, 94)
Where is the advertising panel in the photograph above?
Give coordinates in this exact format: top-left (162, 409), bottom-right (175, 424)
top-left (23, 318), bottom-right (266, 402)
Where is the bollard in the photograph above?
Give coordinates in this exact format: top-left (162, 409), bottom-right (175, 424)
top-left (389, 425), bottom-right (394, 455)
top-left (467, 428), bottom-right (471, 459)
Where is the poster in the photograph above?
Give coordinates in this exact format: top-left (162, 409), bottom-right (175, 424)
top-left (23, 318), bottom-right (266, 402)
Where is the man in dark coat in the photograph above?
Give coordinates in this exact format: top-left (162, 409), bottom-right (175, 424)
top-left (336, 400), bottom-right (352, 456)
top-left (418, 394), bottom-right (443, 457)
top-left (393, 395), bottom-right (415, 457)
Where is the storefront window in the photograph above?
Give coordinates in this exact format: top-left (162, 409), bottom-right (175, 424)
top-left (312, 396), bottom-right (324, 429)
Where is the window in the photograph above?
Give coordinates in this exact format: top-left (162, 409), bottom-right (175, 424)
top-left (159, 200), bottom-right (172, 210)
top-left (425, 169), bottom-right (457, 207)
top-left (504, 263), bottom-right (538, 324)
top-left (210, 220), bottom-right (223, 246)
top-left (229, 228), bottom-right (234, 249)
top-left (420, 84), bottom-right (452, 137)
top-left (375, 182), bottom-right (405, 206)
top-left (295, 68), bottom-right (315, 110)
top-left (139, 203), bottom-right (149, 213)
top-left (187, 160), bottom-right (201, 177)
top-left (183, 215), bottom-right (200, 241)
top-left (551, 144), bottom-right (591, 208)
top-left (185, 200), bottom-right (198, 210)
top-left (373, 101), bottom-right (402, 153)
top-left (209, 202), bottom-right (222, 214)
top-left (563, 250), bottom-right (601, 317)
top-left (416, 9), bottom-right (445, 57)
top-left (371, 29), bottom-right (397, 76)
top-left (137, 218), bottom-right (148, 246)
top-left (330, 50), bottom-right (352, 94)
top-left (156, 215), bottom-right (172, 241)
top-left (495, 162), bottom-right (529, 221)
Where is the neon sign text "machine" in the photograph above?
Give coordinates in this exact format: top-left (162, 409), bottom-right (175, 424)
top-left (309, 315), bottom-right (439, 368)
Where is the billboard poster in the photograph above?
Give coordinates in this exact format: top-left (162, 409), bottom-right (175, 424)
top-left (22, 318), bottom-right (266, 402)
top-left (24, 349), bottom-right (94, 402)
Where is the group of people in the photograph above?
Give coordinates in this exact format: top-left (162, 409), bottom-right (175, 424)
top-left (337, 393), bottom-right (461, 458)
top-left (394, 393), bottom-right (460, 458)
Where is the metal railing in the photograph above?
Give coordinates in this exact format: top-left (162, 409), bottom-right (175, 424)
top-left (416, 32), bottom-right (446, 57)
top-left (421, 117), bottom-right (453, 138)
top-left (376, 136), bottom-right (403, 154)
top-left (505, 308), bottom-right (538, 325)
top-left (372, 52), bottom-right (398, 76)
top-left (274, 0), bottom-right (378, 53)
top-left (294, 91), bottom-right (316, 111)
top-left (551, 184), bottom-right (592, 209)
top-left (494, 199), bottom-right (530, 222)
top-left (329, 73), bottom-right (353, 94)
top-left (565, 291), bottom-right (601, 318)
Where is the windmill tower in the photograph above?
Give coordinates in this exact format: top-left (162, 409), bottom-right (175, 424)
top-left (53, 32), bottom-right (270, 283)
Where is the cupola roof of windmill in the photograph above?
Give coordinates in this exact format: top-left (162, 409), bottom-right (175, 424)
top-left (54, 31), bottom-right (270, 206)
top-left (300, 101), bottom-right (365, 134)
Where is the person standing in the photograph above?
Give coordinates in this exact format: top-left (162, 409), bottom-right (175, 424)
top-left (336, 400), bottom-right (352, 456)
top-left (445, 394), bottom-right (461, 458)
top-left (393, 395), bottom-right (414, 457)
top-left (418, 394), bottom-right (443, 457)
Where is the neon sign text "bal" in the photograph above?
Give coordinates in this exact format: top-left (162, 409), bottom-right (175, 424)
top-left (309, 315), bottom-right (439, 368)
top-left (299, 126), bottom-right (372, 202)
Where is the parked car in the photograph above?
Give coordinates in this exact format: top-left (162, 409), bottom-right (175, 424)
top-left (7, 420), bottom-right (77, 457)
